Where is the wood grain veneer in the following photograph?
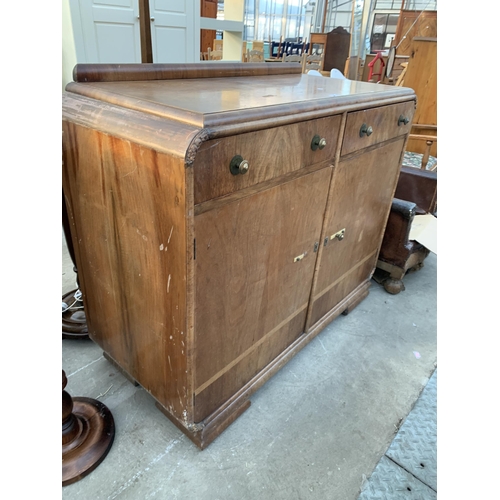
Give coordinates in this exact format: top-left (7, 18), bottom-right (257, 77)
top-left (62, 63), bottom-right (416, 449)
top-left (193, 115), bottom-right (340, 204)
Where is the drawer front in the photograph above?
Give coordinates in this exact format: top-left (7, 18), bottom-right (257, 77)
top-left (341, 101), bottom-right (414, 156)
top-left (193, 115), bottom-right (341, 205)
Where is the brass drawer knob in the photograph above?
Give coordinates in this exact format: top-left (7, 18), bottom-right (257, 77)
top-left (359, 124), bottom-right (373, 137)
top-left (229, 155), bottom-right (250, 175)
top-left (311, 135), bottom-right (327, 151)
top-left (398, 115), bottom-right (410, 126)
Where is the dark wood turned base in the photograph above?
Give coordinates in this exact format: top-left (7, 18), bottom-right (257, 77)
top-left (62, 371), bottom-right (115, 486)
top-left (62, 289), bottom-right (89, 340)
top-left (156, 399), bottom-right (251, 450)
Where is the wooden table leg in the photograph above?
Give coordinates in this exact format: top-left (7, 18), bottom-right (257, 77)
top-left (62, 370), bottom-right (115, 486)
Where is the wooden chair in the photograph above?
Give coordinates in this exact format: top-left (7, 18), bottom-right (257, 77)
top-left (247, 49), bottom-right (264, 62)
top-left (252, 40), bottom-right (264, 52)
top-left (207, 48), bottom-right (223, 61)
top-left (302, 52), bottom-right (324, 73)
top-left (282, 53), bottom-right (303, 64)
top-left (241, 41), bottom-right (247, 62)
top-left (403, 134), bottom-right (437, 172)
top-left (213, 39), bottom-right (223, 52)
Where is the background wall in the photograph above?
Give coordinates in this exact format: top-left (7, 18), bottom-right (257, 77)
top-left (62, 0), bottom-right (78, 90)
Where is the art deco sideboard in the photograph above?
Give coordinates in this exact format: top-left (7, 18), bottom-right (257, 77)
top-left (62, 62), bottom-right (415, 449)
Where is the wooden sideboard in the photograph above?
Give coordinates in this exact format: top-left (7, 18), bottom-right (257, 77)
top-left (62, 63), bottom-right (415, 449)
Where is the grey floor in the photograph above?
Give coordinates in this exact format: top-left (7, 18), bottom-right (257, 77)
top-left (62, 235), bottom-right (437, 500)
top-left (358, 369), bottom-right (437, 499)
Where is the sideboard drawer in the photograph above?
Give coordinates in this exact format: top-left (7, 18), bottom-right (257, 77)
top-left (341, 101), bottom-right (414, 156)
top-left (193, 114), bottom-right (342, 205)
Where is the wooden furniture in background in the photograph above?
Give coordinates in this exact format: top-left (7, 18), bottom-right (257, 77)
top-left (282, 53), bottom-right (303, 64)
top-left (207, 48), bottom-right (223, 60)
top-left (395, 62), bottom-right (408, 86)
top-left (361, 54), bottom-right (409, 84)
top-left (376, 166), bottom-right (437, 294)
top-left (62, 62), bottom-right (415, 449)
top-left (251, 40), bottom-right (264, 52)
top-left (138, 0), bottom-right (153, 63)
top-left (366, 52), bottom-right (385, 83)
top-left (310, 27), bottom-right (350, 74)
top-left (402, 37), bottom-right (437, 158)
top-left (302, 52), bottom-right (325, 73)
top-left (393, 9), bottom-right (437, 57)
top-left (247, 49), bottom-right (264, 62)
top-left (213, 39), bottom-right (223, 51)
top-left (406, 133), bottom-right (437, 171)
top-left (200, 0), bottom-right (217, 55)
top-left (62, 370), bottom-right (115, 485)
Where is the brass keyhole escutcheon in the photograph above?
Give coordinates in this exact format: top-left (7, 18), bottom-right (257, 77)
top-left (398, 115), bottom-right (410, 126)
top-left (229, 155), bottom-right (250, 175)
top-left (359, 124), bottom-right (373, 137)
top-left (311, 135), bottom-right (327, 151)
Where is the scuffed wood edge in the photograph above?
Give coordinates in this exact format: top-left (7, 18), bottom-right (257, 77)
top-left (185, 129), bottom-right (211, 167)
top-left (62, 92), bottom-right (201, 160)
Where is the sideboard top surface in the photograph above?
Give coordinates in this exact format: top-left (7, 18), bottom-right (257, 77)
top-left (65, 64), bottom-right (415, 132)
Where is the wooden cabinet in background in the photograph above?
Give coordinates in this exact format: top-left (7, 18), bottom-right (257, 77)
top-left (393, 10), bottom-right (437, 57)
top-left (200, 0), bottom-right (217, 55)
top-left (310, 27), bottom-right (351, 74)
top-left (62, 63), bottom-right (415, 449)
top-left (403, 37), bottom-right (437, 157)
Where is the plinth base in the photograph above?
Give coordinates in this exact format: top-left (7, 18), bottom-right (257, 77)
top-left (62, 397), bottom-right (115, 486)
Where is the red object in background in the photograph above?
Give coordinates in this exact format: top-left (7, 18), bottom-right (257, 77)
top-left (368, 51), bottom-right (386, 82)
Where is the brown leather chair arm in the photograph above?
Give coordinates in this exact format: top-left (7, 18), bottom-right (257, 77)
top-left (378, 198), bottom-right (418, 267)
top-left (390, 198), bottom-right (417, 220)
top-left (395, 166), bottom-right (437, 214)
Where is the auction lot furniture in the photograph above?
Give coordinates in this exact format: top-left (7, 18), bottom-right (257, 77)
top-left (376, 165), bottom-right (437, 294)
top-left (62, 63), bottom-right (415, 449)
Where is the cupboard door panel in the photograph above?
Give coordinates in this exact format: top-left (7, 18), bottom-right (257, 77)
top-left (308, 139), bottom-right (405, 328)
top-left (194, 168), bottom-right (332, 420)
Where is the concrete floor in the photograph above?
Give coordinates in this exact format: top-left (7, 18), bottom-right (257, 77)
top-left (62, 235), bottom-right (437, 500)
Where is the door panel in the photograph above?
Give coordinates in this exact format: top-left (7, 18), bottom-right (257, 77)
top-left (308, 139), bottom-right (405, 328)
top-left (78, 0), bottom-right (141, 63)
top-left (194, 168), bottom-right (332, 420)
top-left (149, 0), bottom-right (196, 63)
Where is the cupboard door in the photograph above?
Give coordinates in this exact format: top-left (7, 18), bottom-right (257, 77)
top-left (307, 138), bottom-right (405, 328)
top-left (193, 168), bottom-right (332, 421)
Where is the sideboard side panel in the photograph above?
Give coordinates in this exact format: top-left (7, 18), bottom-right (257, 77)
top-left (62, 121), bottom-right (189, 421)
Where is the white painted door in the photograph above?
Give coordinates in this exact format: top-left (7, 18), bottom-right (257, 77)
top-left (149, 0), bottom-right (199, 63)
top-left (76, 0), bottom-right (141, 63)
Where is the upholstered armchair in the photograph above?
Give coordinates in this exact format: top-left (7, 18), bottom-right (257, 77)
top-left (376, 165), bottom-right (437, 294)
